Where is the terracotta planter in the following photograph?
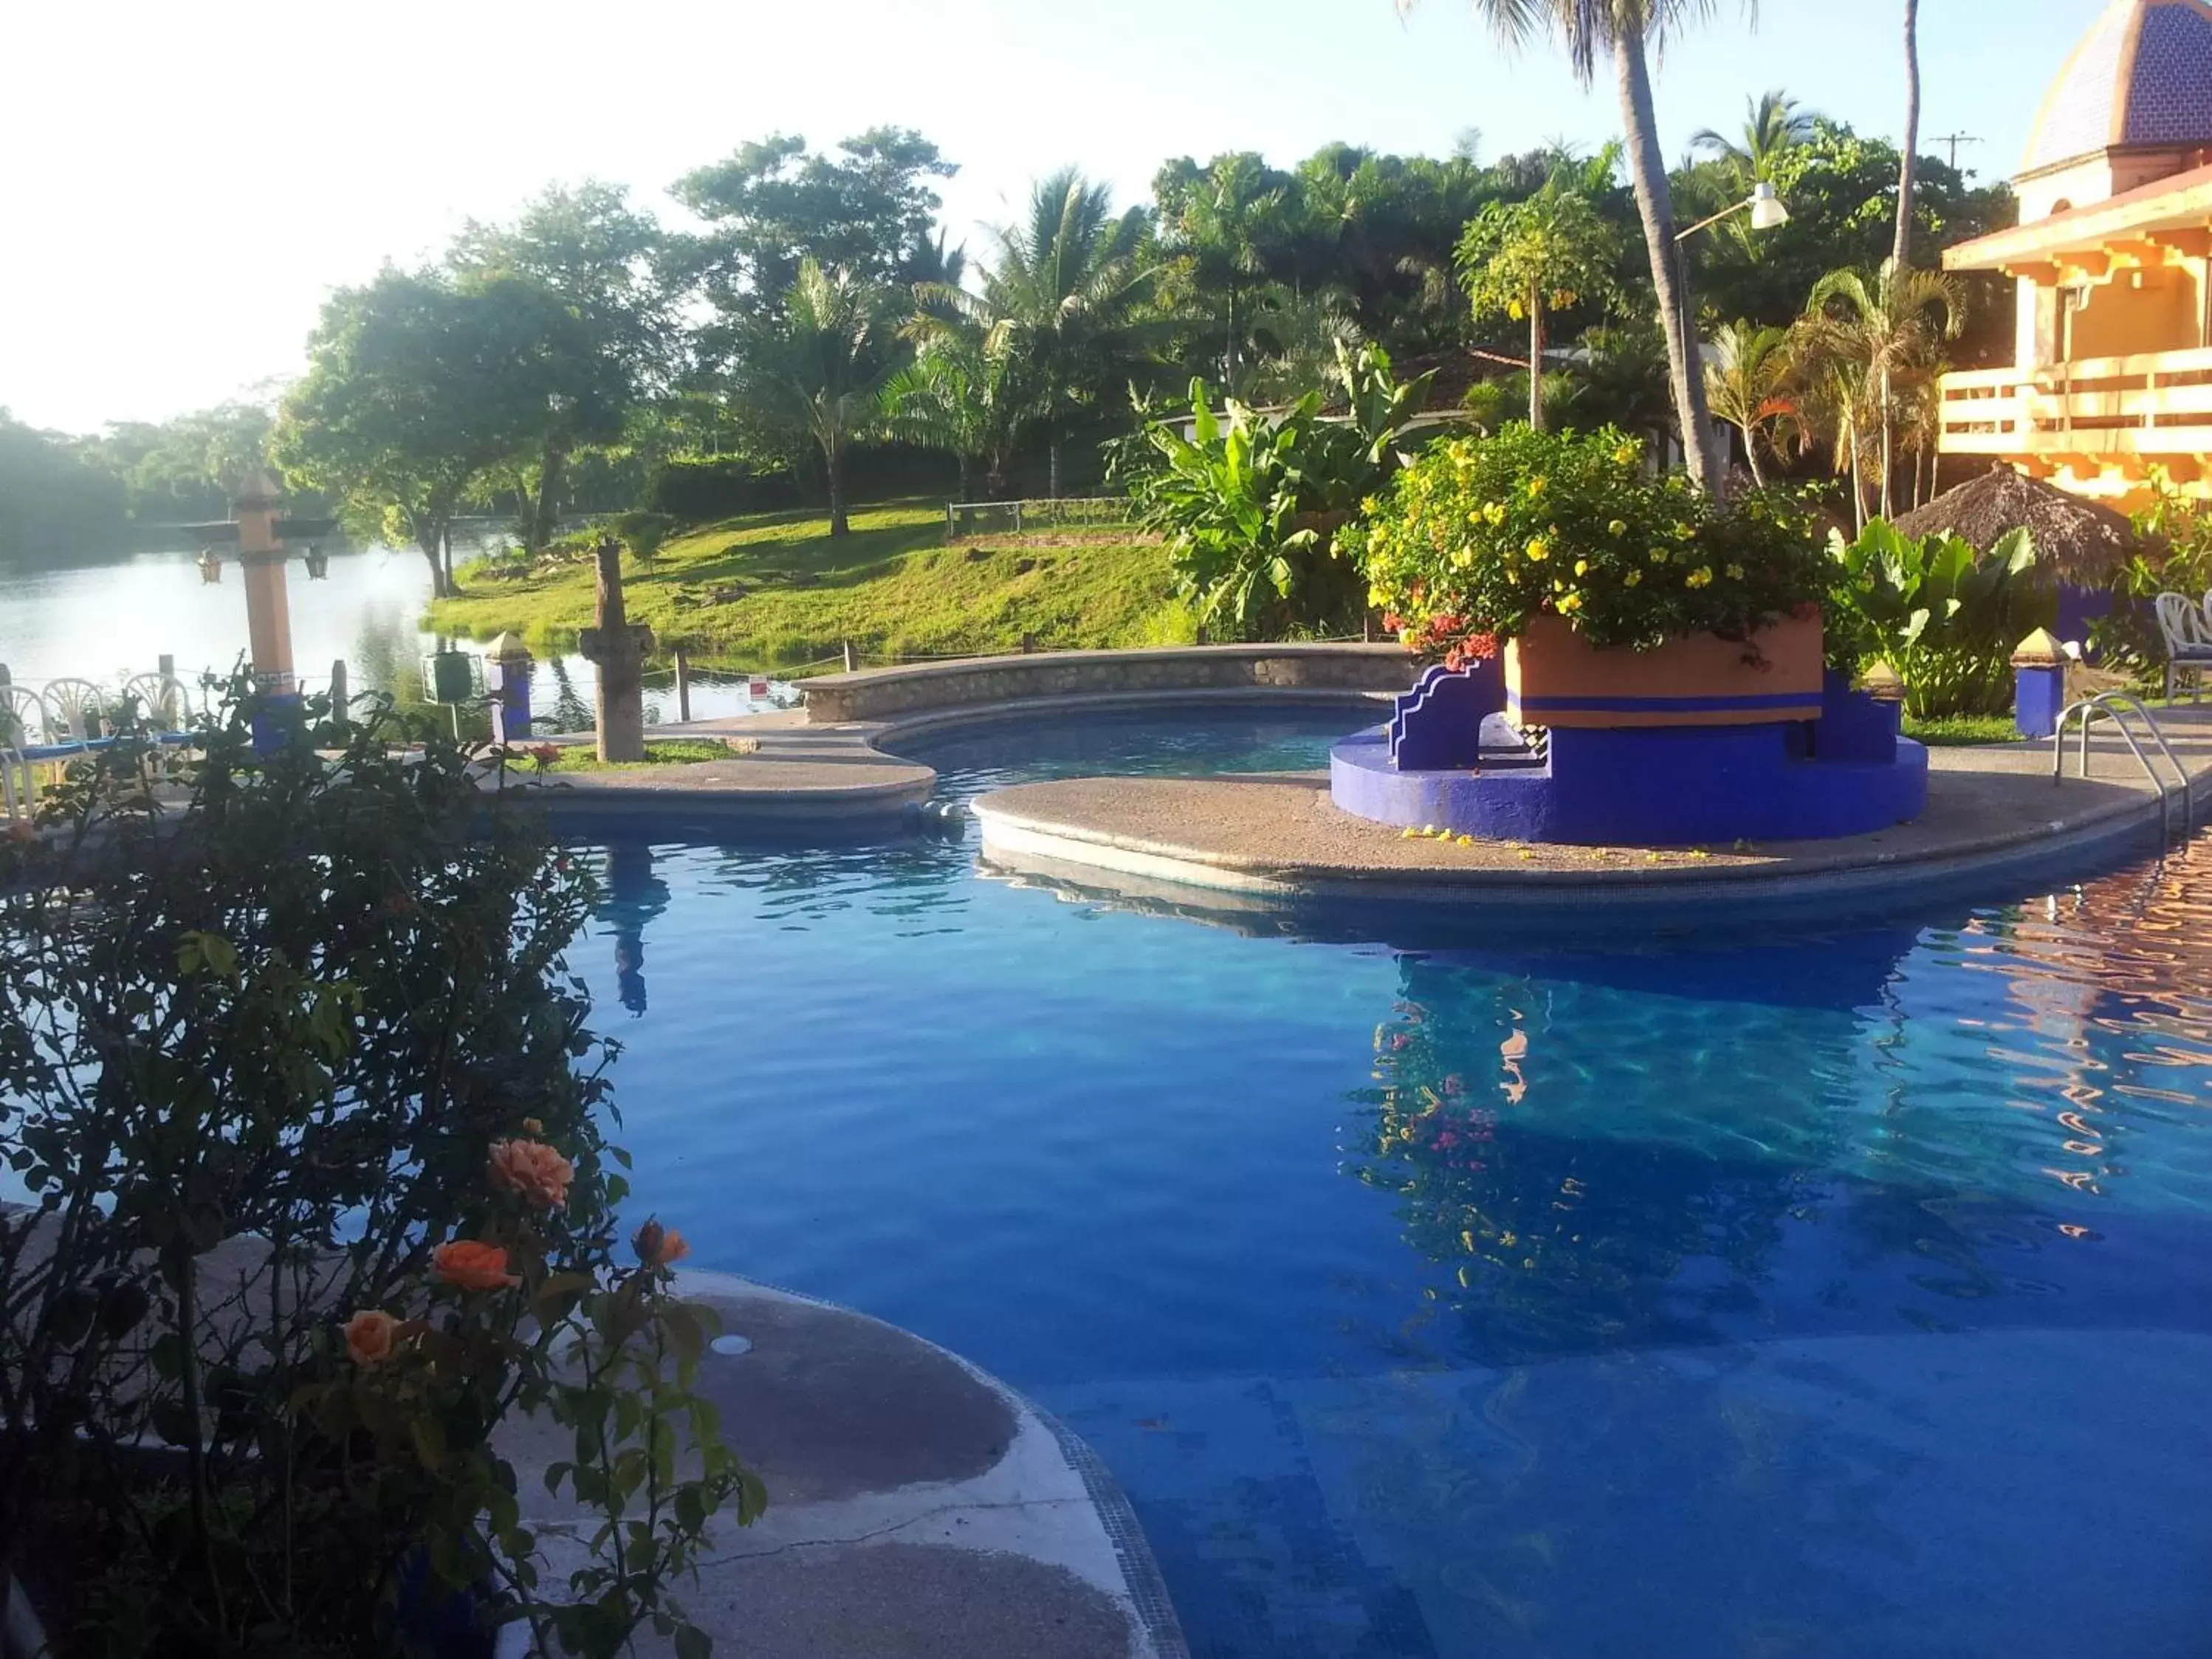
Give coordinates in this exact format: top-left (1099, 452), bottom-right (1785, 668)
top-left (1505, 611), bottom-right (1824, 729)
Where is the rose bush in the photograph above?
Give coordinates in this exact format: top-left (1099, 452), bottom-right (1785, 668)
top-left (1338, 423), bottom-right (1829, 667)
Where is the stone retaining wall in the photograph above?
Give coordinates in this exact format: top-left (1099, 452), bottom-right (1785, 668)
top-left (803, 644), bottom-right (1417, 724)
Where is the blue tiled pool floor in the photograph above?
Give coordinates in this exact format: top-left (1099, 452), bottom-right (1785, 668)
top-left (1048, 1329), bottom-right (2212, 1659)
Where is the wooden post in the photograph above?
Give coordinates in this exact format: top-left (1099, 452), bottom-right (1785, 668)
top-left (842, 639), bottom-right (856, 673)
top-left (673, 645), bottom-right (692, 724)
top-left (946, 503), bottom-right (955, 544)
top-left (329, 659), bottom-right (348, 726)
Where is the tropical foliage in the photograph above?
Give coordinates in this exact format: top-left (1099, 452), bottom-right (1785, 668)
top-left (1128, 345), bottom-right (1434, 639)
top-left (1825, 519), bottom-right (2053, 716)
top-left (1342, 424), bottom-right (1828, 665)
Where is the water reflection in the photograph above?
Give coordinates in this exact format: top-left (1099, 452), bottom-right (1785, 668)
top-left (600, 843), bottom-right (670, 1017)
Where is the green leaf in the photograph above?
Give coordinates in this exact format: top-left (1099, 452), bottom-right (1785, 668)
top-left (673, 1624), bottom-right (713, 1659)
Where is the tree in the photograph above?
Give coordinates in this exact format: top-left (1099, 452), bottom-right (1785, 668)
top-left (1703, 320), bottom-right (1794, 485)
top-left (1457, 165), bottom-right (1623, 430)
top-left (1408, 0), bottom-right (1747, 490)
top-left (731, 258), bottom-right (904, 536)
top-left (275, 269), bottom-right (569, 596)
top-left (672, 129), bottom-right (956, 326)
top-left (448, 182), bottom-right (672, 552)
top-left (1798, 258), bottom-right (1965, 521)
top-left (1895, 0), bottom-right (1922, 271)
top-left (1158, 153), bottom-right (1290, 388)
top-left (1691, 91), bottom-right (1816, 186)
top-left (918, 169), bottom-right (1164, 497)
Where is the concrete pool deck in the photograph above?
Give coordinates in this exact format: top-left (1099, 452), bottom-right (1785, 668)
top-left (501, 1271), bottom-right (1187, 1659)
top-left (970, 706), bottom-right (2212, 913)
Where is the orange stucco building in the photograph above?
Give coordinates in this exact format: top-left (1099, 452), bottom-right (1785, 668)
top-left (1937, 0), bottom-right (2212, 509)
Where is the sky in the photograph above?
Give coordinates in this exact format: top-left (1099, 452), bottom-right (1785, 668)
top-left (1, 0), bottom-right (2112, 435)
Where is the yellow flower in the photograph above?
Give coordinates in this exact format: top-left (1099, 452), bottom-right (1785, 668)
top-left (1361, 496), bottom-right (1382, 516)
top-left (1607, 519), bottom-right (1627, 537)
top-left (1484, 502), bottom-right (1508, 526)
top-left (1686, 566), bottom-right (1714, 589)
top-left (1451, 549), bottom-right (1473, 569)
top-left (1525, 537), bottom-right (1550, 562)
top-left (1648, 549), bottom-right (1669, 565)
top-left (1624, 570), bottom-right (1642, 587)
top-left (1573, 559), bottom-right (1588, 577)
top-left (1527, 476), bottom-right (1546, 497)
top-left (1558, 593), bottom-right (1583, 614)
top-left (1725, 563), bottom-right (1745, 580)
top-left (1613, 443), bottom-right (1639, 466)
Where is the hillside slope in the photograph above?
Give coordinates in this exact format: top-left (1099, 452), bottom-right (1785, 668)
top-left (425, 501), bottom-right (1188, 669)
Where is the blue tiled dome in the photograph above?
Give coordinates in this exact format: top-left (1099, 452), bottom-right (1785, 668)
top-left (2024, 0), bottom-right (2212, 172)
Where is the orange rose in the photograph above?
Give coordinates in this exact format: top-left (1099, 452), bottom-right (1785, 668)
top-left (520, 1117), bottom-right (544, 1135)
top-left (487, 1138), bottom-right (573, 1209)
top-left (345, 1308), bottom-right (399, 1367)
top-left (631, 1219), bottom-right (689, 1268)
top-left (433, 1240), bottom-right (519, 1292)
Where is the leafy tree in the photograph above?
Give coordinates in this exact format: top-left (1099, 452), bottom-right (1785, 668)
top-left (1404, 0), bottom-right (1748, 490)
top-left (89, 402), bottom-right (275, 521)
top-left (448, 182), bottom-right (673, 552)
top-left (275, 269), bottom-right (579, 595)
top-left (730, 258), bottom-right (904, 537)
top-left (918, 169), bottom-right (1165, 498)
top-left (1156, 153), bottom-right (1292, 387)
top-left (672, 129), bottom-right (956, 326)
top-left (1703, 320), bottom-right (1796, 485)
top-left (1456, 166), bottom-right (1624, 430)
top-left (1691, 91), bottom-right (1817, 187)
top-left (1677, 120), bottom-right (2013, 331)
top-left (0, 411), bottom-right (127, 563)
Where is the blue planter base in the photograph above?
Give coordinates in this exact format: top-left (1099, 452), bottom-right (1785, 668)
top-left (1331, 720), bottom-right (1929, 845)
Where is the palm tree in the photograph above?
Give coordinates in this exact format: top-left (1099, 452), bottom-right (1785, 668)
top-left (1238, 288), bottom-right (1365, 403)
top-left (733, 258), bottom-right (903, 536)
top-left (1690, 91), bottom-right (1816, 185)
top-left (879, 334), bottom-right (1031, 501)
top-left (1169, 154), bottom-right (1289, 389)
top-left (1402, 0), bottom-right (1747, 491)
top-left (1703, 320), bottom-right (1795, 486)
top-left (1799, 258), bottom-right (1965, 521)
top-left (916, 168), bottom-right (1164, 498)
top-left (1895, 0), bottom-right (1922, 269)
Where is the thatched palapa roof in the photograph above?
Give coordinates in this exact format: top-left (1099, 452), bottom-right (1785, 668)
top-left (1894, 464), bottom-right (2145, 585)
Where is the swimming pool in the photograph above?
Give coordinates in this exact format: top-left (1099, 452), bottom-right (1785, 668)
top-left (581, 707), bottom-right (2212, 1659)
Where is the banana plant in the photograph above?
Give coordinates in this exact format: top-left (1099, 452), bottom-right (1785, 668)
top-left (1827, 520), bottom-right (2053, 717)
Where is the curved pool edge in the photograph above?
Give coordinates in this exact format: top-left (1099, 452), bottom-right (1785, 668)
top-left (509, 1266), bottom-right (1190, 1659)
top-left (970, 750), bottom-right (2212, 924)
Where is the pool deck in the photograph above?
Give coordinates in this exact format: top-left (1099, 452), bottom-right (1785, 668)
top-left (971, 706), bottom-right (2212, 913)
top-left (499, 1271), bottom-right (1187, 1659)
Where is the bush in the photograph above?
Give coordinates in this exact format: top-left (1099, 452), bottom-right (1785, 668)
top-left (642, 456), bottom-right (803, 522)
top-left (1341, 423), bottom-right (1828, 667)
top-left (1127, 344), bottom-right (1433, 641)
top-left (1826, 520), bottom-right (2052, 718)
top-left (0, 684), bottom-right (760, 1658)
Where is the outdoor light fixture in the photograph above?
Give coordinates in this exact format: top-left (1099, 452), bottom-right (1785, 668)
top-left (1748, 180), bottom-right (1790, 232)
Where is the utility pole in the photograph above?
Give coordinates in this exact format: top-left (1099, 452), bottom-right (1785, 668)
top-left (1933, 131), bottom-right (1982, 171)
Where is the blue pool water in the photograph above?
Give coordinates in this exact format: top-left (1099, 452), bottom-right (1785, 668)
top-left (580, 707), bottom-right (2212, 1659)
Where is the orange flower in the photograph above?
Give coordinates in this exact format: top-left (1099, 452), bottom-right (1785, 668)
top-left (345, 1309), bottom-right (399, 1367)
top-left (433, 1240), bottom-right (519, 1292)
top-left (631, 1219), bottom-right (689, 1268)
top-left (521, 1117), bottom-right (543, 1136)
top-left (488, 1138), bottom-right (573, 1209)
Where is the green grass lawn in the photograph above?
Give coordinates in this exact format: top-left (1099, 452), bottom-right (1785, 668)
top-left (1902, 712), bottom-right (2024, 746)
top-left (540, 738), bottom-right (744, 772)
top-left (426, 499), bottom-right (1189, 670)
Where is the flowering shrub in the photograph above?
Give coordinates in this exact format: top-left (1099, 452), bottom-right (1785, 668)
top-left (0, 681), bottom-right (759, 1659)
top-left (1337, 424), bottom-right (1828, 666)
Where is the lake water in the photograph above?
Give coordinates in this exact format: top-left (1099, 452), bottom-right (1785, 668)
top-left (0, 542), bottom-right (793, 731)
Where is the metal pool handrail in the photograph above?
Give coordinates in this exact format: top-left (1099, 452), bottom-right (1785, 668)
top-left (2053, 693), bottom-right (2192, 838)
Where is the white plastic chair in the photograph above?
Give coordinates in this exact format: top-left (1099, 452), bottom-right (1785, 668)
top-left (41, 678), bottom-right (111, 743)
top-left (119, 673), bottom-right (190, 732)
top-left (1, 685), bottom-right (46, 750)
top-left (2154, 591), bottom-right (2212, 701)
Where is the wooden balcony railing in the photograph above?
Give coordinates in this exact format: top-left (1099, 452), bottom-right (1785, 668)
top-left (1937, 346), bottom-right (2212, 478)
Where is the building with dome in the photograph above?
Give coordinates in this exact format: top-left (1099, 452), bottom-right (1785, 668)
top-left (1937, 0), bottom-right (2212, 507)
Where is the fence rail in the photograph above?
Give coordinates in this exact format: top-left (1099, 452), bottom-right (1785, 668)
top-left (944, 496), bottom-right (1141, 543)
